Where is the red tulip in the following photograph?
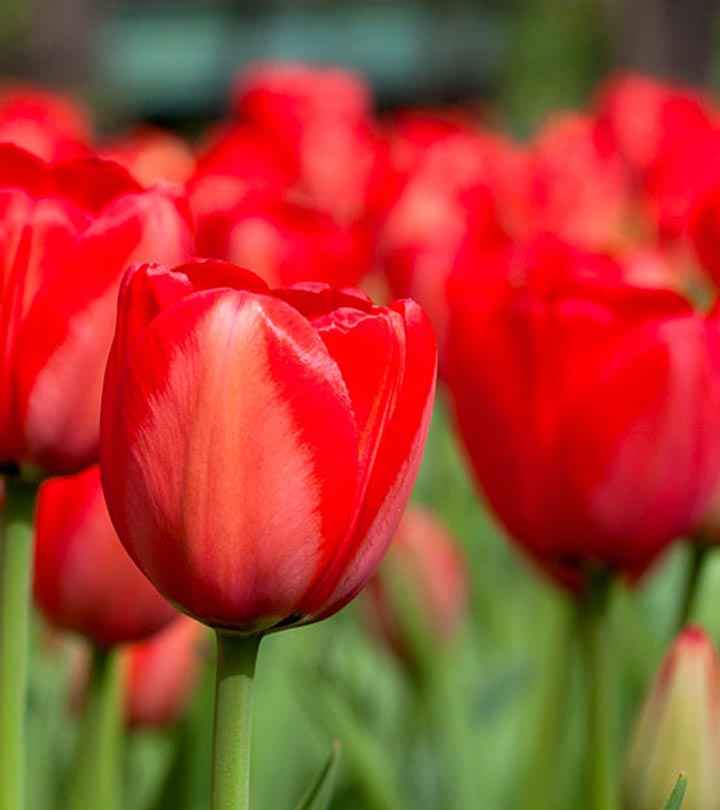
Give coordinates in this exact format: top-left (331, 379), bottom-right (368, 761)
top-left (447, 249), bottom-right (720, 588)
top-left (364, 504), bottom-right (469, 660)
top-left (34, 465), bottom-right (177, 647)
top-left (0, 82), bottom-right (91, 162)
top-left (100, 259), bottom-right (437, 632)
top-left (125, 616), bottom-right (206, 729)
top-left (232, 61), bottom-right (387, 223)
top-left (521, 112), bottom-right (630, 250)
top-left (101, 127), bottom-right (196, 187)
top-left (0, 144), bottom-right (193, 475)
top-left (196, 197), bottom-right (373, 288)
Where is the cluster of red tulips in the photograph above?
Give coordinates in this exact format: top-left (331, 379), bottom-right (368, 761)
top-left (2, 62), bottom-right (720, 810)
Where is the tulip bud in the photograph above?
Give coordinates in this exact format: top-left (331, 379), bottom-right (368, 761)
top-left (623, 626), bottom-right (720, 810)
top-left (34, 465), bottom-right (178, 647)
top-left (363, 505), bottom-right (469, 663)
top-left (124, 616), bottom-right (207, 730)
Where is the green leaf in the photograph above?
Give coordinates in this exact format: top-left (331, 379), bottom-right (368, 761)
top-left (293, 741), bottom-right (341, 810)
top-left (662, 774), bottom-right (688, 810)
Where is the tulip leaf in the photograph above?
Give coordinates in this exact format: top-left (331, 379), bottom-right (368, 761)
top-left (661, 774), bottom-right (687, 810)
top-left (293, 741), bottom-right (341, 810)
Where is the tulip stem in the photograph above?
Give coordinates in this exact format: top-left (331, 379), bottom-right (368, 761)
top-left (211, 632), bottom-right (262, 810)
top-left (68, 645), bottom-right (124, 810)
top-left (0, 478), bottom-right (36, 810)
top-left (578, 569), bottom-right (618, 810)
top-left (677, 542), bottom-right (709, 631)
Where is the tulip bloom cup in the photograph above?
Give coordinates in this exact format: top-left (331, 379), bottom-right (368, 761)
top-left (100, 259), bottom-right (437, 810)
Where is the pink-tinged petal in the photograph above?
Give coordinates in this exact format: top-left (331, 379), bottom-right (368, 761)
top-left (100, 263), bottom-right (195, 499)
top-left (0, 191), bottom-right (88, 464)
top-left (305, 299), bottom-right (438, 617)
top-left (50, 157), bottom-right (142, 212)
top-left (34, 465), bottom-right (177, 647)
top-left (103, 290), bottom-right (359, 630)
top-left (124, 616), bottom-right (205, 729)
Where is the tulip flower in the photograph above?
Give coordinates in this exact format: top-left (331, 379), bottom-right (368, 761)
top-left (0, 143), bottom-right (193, 477)
top-left (0, 82), bottom-right (91, 162)
top-left (99, 258), bottom-right (436, 810)
top-left (101, 127), bottom-right (196, 187)
top-left (124, 616), bottom-right (206, 730)
top-left (232, 61), bottom-right (387, 223)
top-left (196, 197), bottom-right (372, 289)
top-left (100, 258), bottom-right (436, 631)
top-left (623, 626), bottom-right (720, 810)
top-left (447, 245), bottom-right (720, 589)
top-left (0, 144), bottom-right (191, 810)
top-left (34, 465), bottom-right (177, 648)
top-left (364, 504), bottom-right (468, 663)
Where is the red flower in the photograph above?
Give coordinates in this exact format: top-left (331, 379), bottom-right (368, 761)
top-left (100, 126), bottom-right (196, 187)
top-left (0, 82), bottom-right (92, 162)
top-left (124, 616), bottom-right (206, 729)
top-left (197, 197), bottom-right (373, 288)
top-left (34, 465), bottom-right (177, 647)
top-left (0, 144), bottom-right (193, 475)
top-left (447, 253), bottom-right (720, 588)
top-left (100, 260), bottom-right (437, 632)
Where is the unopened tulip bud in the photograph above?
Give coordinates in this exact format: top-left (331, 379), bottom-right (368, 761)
top-left (125, 616), bottom-right (207, 730)
top-left (363, 505), bottom-right (469, 664)
top-left (623, 626), bottom-right (720, 810)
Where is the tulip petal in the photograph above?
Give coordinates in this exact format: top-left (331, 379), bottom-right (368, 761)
top-left (306, 298), bottom-right (437, 617)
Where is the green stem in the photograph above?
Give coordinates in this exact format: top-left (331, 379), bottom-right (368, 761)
top-left (211, 632), bottom-right (261, 810)
top-left (523, 598), bottom-right (575, 810)
top-left (577, 571), bottom-right (618, 810)
top-left (677, 542), bottom-right (709, 631)
top-left (0, 478), bottom-right (36, 810)
top-left (68, 646), bottom-right (124, 810)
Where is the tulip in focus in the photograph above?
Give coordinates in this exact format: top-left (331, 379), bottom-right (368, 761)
top-left (364, 505), bottom-right (469, 663)
top-left (623, 626), bottom-right (720, 810)
top-left (100, 259), bottom-right (437, 632)
top-left (0, 144), bottom-right (193, 476)
top-left (34, 465), bottom-right (177, 647)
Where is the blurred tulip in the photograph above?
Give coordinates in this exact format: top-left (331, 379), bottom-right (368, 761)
top-left (196, 197), bottom-right (372, 288)
top-left (0, 144), bottom-right (193, 476)
top-left (623, 626), bottom-right (720, 810)
top-left (100, 259), bottom-right (437, 632)
top-left (0, 82), bottom-right (91, 162)
top-left (232, 61), bottom-right (387, 223)
top-left (521, 112), bottom-right (630, 250)
top-left (446, 244), bottom-right (720, 588)
top-left (124, 616), bottom-right (206, 730)
top-left (188, 123), bottom-right (294, 225)
top-left (34, 465), bottom-right (177, 647)
top-left (101, 127), bottom-right (196, 187)
top-left (364, 505), bottom-right (469, 662)
top-left (596, 73), bottom-right (715, 178)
